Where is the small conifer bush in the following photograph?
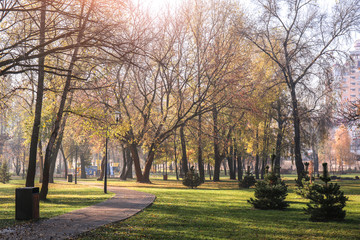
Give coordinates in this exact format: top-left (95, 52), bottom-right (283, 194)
top-left (182, 166), bottom-right (202, 189)
top-left (304, 163), bottom-right (348, 222)
top-left (0, 162), bottom-right (11, 184)
top-left (248, 154), bottom-right (289, 210)
top-left (239, 166), bottom-right (256, 188)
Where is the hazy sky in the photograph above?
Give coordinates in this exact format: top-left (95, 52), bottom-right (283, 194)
top-left (135, 0), bottom-right (359, 48)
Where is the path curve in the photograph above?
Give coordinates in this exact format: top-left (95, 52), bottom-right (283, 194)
top-left (0, 185), bottom-right (156, 240)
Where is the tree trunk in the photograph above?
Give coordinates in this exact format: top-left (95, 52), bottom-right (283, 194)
top-left (228, 143), bottom-right (235, 180)
top-left (130, 143), bottom-right (144, 182)
top-left (22, 150), bottom-right (26, 179)
top-left (255, 153), bottom-right (259, 179)
top-left (197, 114), bottom-right (205, 182)
top-left (125, 147), bottom-right (133, 178)
top-left (142, 146), bottom-right (156, 183)
top-left (174, 133), bottom-right (179, 180)
top-left (312, 147), bottom-right (319, 176)
top-left (80, 152), bottom-right (86, 179)
top-left (233, 144), bottom-right (237, 180)
top-left (180, 124), bottom-right (188, 176)
top-left (60, 145), bottom-right (68, 179)
top-left (38, 140), bottom-right (44, 183)
top-left (15, 157), bottom-right (20, 176)
top-left (275, 98), bottom-right (284, 176)
top-left (260, 155), bottom-right (267, 179)
top-left (290, 86), bottom-right (304, 178)
top-left (49, 150), bottom-right (57, 183)
top-left (260, 118), bottom-right (270, 179)
top-left (120, 145), bottom-right (127, 180)
top-left (275, 127), bottom-right (283, 176)
top-left (237, 154), bottom-right (242, 180)
top-left (50, 107), bottom-right (69, 183)
top-left (255, 128), bottom-right (260, 179)
top-left (97, 154), bottom-right (106, 181)
top-left (208, 162), bottom-right (212, 180)
top-left (26, 0), bottom-right (46, 187)
top-left (213, 108), bottom-right (221, 182)
top-left (49, 136), bottom-right (62, 183)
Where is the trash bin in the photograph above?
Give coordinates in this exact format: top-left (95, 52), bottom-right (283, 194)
top-left (68, 174), bottom-right (73, 182)
top-left (15, 187), bottom-right (39, 220)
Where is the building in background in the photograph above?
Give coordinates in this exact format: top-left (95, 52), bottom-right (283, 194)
top-left (335, 39), bottom-right (360, 155)
top-left (338, 39), bottom-right (360, 103)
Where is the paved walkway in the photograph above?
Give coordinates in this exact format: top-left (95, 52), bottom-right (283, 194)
top-left (0, 184), bottom-right (156, 240)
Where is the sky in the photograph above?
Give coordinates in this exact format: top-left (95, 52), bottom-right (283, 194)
top-left (133, 0), bottom-right (359, 48)
top-left (133, 0), bottom-right (183, 13)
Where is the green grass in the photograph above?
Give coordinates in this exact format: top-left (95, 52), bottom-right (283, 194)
top-left (0, 178), bottom-right (114, 229)
top-left (78, 177), bottom-right (360, 240)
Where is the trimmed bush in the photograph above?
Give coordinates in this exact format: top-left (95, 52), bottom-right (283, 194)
top-left (182, 166), bottom-right (202, 189)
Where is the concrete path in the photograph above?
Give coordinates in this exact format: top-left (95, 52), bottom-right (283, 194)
top-left (0, 185), bottom-right (156, 240)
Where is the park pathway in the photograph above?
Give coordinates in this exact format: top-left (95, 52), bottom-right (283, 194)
top-left (0, 184), bottom-right (156, 240)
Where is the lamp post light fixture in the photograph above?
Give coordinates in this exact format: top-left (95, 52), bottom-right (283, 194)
top-left (104, 111), bottom-right (121, 194)
top-left (115, 111), bottom-right (121, 123)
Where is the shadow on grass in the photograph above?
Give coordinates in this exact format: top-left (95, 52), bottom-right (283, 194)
top-left (78, 194), bottom-right (360, 240)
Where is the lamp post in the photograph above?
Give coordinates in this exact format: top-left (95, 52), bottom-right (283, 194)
top-left (75, 146), bottom-right (78, 184)
top-left (115, 111), bottom-right (121, 123)
top-left (104, 130), bottom-right (108, 193)
top-left (104, 111), bottom-right (121, 194)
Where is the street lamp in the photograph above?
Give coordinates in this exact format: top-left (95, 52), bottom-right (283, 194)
top-left (104, 111), bottom-right (121, 194)
top-left (115, 111), bottom-right (121, 123)
top-left (75, 146), bottom-right (78, 184)
top-left (104, 129), bottom-right (108, 194)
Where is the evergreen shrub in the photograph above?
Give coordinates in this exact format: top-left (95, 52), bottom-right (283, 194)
top-left (0, 162), bottom-right (11, 184)
top-left (248, 154), bottom-right (289, 210)
top-left (182, 166), bottom-right (202, 189)
top-left (303, 163), bottom-right (348, 222)
top-left (239, 166), bottom-right (256, 188)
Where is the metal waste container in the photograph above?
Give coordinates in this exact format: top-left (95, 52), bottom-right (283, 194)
top-left (68, 174), bottom-right (73, 182)
top-left (15, 187), bottom-right (39, 220)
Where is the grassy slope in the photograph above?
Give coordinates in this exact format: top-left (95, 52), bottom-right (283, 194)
top-left (78, 176), bottom-right (360, 240)
top-left (0, 178), bottom-right (114, 229)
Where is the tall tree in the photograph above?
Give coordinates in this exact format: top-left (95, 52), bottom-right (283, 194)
top-left (40, 0), bottom-right (97, 199)
top-left (26, 0), bottom-right (46, 187)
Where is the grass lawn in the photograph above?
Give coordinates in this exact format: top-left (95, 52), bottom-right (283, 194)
top-left (77, 175), bottom-right (360, 240)
top-left (0, 178), bottom-right (114, 229)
